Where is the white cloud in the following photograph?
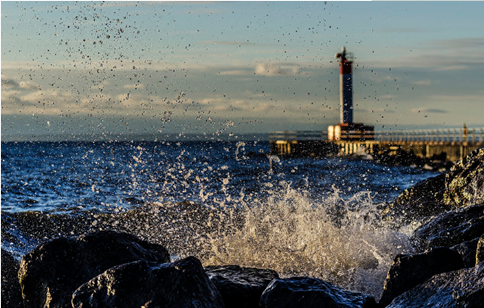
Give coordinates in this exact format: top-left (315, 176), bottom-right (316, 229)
top-left (218, 70), bottom-right (251, 76)
top-left (123, 83), bottom-right (145, 89)
top-left (254, 63), bottom-right (299, 76)
top-left (410, 80), bottom-right (432, 86)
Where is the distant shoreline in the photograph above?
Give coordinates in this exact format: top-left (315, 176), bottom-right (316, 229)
top-left (1, 133), bottom-right (271, 143)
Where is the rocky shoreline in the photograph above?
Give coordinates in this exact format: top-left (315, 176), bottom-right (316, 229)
top-left (2, 148), bottom-right (484, 308)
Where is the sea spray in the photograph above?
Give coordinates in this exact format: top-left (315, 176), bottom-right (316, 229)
top-left (198, 185), bottom-right (415, 299)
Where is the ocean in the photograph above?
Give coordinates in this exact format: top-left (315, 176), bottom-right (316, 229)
top-left (1, 140), bottom-right (439, 298)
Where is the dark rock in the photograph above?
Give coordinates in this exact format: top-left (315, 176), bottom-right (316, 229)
top-left (259, 277), bottom-right (378, 308)
top-left (411, 204), bottom-right (484, 251)
top-left (18, 231), bottom-right (170, 308)
top-left (72, 256), bottom-right (225, 308)
top-left (382, 172), bottom-right (449, 224)
top-left (205, 265), bottom-right (279, 308)
top-left (477, 235), bottom-right (484, 265)
top-left (386, 263), bottom-right (484, 308)
top-left (1, 249), bottom-right (23, 308)
top-left (379, 247), bottom-right (465, 307)
top-left (383, 147), bottom-right (484, 223)
top-left (451, 237), bottom-right (480, 268)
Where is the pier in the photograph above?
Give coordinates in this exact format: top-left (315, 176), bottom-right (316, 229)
top-left (270, 46), bottom-right (484, 163)
top-left (269, 127), bottom-right (484, 163)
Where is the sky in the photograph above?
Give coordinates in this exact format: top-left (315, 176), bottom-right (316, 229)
top-left (2, 1), bottom-right (484, 141)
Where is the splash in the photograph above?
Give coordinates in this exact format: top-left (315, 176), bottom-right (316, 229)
top-left (198, 185), bottom-right (414, 299)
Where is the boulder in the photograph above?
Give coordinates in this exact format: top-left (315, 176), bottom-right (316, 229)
top-left (205, 265), bottom-right (279, 308)
top-left (18, 231), bottom-right (170, 308)
top-left (411, 204), bottom-right (484, 251)
top-left (386, 263), bottom-right (484, 308)
top-left (451, 237), bottom-right (480, 268)
top-left (477, 235), bottom-right (484, 265)
top-left (72, 256), bottom-right (224, 308)
top-left (443, 147), bottom-right (484, 207)
top-left (259, 277), bottom-right (378, 308)
top-left (382, 172), bottom-right (449, 224)
top-left (382, 147), bottom-right (484, 224)
top-left (1, 249), bottom-right (23, 308)
top-left (379, 247), bottom-right (464, 307)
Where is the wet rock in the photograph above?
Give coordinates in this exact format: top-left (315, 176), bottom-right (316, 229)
top-left (451, 237), bottom-right (480, 268)
top-left (383, 147), bottom-right (484, 223)
top-left (18, 230), bottom-right (170, 308)
top-left (379, 247), bottom-right (464, 307)
top-left (411, 204), bottom-right (484, 251)
top-left (443, 147), bottom-right (484, 207)
top-left (205, 265), bottom-right (279, 308)
top-left (259, 277), bottom-right (378, 308)
top-left (1, 249), bottom-right (22, 308)
top-left (382, 172), bottom-right (449, 224)
top-left (477, 235), bottom-right (484, 265)
top-left (72, 256), bottom-right (224, 308)
top-left (386, 263), bottom-right (484, 308)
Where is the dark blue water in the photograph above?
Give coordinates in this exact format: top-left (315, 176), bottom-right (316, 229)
top-left (1, 140), bottom-right (435, 213)
top-left (1, 140), bottom-right (439, 298)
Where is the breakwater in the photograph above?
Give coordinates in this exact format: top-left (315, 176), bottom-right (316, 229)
top-left (270, 127), bottom-right (484, 163)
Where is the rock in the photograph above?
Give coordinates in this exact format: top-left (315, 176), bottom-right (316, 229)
top-left (259, 277), bottom-right (378, 308)
top-left (1, 249), bottom-right (23, 308)
top-left (18, 231), bottom-right (170, 308)
top-left (386, 263), bottom-right (484, 308)
top-left (443, 147), bottom-right (484, 207)
top-left (411, 204), bottom-right (484, 251)
top-left (72, 256), bottom-right (224, 308)
top-left (477, 235), bottom-right (484, 265)
top-left (205, 265), bottom-right (279, 308)
top-left (382, 173), bottom-right (449, 224)
top-left (382, 147), bottom-right (484, 223)
top-left (451, 237), bottom-right (480, 268)
top-left (379, 247), bottom-right (465, 307)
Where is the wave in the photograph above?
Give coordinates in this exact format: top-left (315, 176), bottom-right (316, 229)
top-left (2, 185), bottom-right (414, 299)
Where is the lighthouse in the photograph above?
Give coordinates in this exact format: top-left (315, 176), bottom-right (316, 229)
top-left (335, 46), bottom-right (353, 124)
top-left (328, 47), bottom-right (374, 141)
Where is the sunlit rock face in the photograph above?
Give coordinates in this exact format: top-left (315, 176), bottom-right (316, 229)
top-left (72, 256), bottom-right (224, 308)
top-left (18, 231), bottom-right (170, 308)
top-left (385, 263), bottom-right (484, 308)
top-left (477, 235), bottom-right (484, 266)
top-left (383, 147), bottom-right (484, 224)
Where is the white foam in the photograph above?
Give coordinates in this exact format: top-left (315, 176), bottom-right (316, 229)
top-left (201, 184), bottom-right (414, 299)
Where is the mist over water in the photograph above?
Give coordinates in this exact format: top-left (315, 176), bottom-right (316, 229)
top-left (1, 140), bottom-right (435, 298)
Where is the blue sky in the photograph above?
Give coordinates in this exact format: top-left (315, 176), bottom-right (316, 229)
top-left (2, 1), bottom-right (484, 140)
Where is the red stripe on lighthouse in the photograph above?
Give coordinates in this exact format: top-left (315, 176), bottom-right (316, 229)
top-left (340, 61), bottom-right (352, 75)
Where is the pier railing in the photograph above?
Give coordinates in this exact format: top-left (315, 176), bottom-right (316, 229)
top-left (269, 131), bottom-right (328, 141)
top-left (376, 128), bottom-right (484, 143)
top-left (270, 128), bottom-right (484, 143)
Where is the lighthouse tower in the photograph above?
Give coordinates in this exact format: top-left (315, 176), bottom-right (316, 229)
top-left (328, 47), bottom-right (374, 141)
top-left (335, 46), bottom-right (353, 124)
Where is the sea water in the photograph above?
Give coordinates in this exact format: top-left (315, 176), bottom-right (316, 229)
top-left (1, 140), bottom-right (439, 298)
